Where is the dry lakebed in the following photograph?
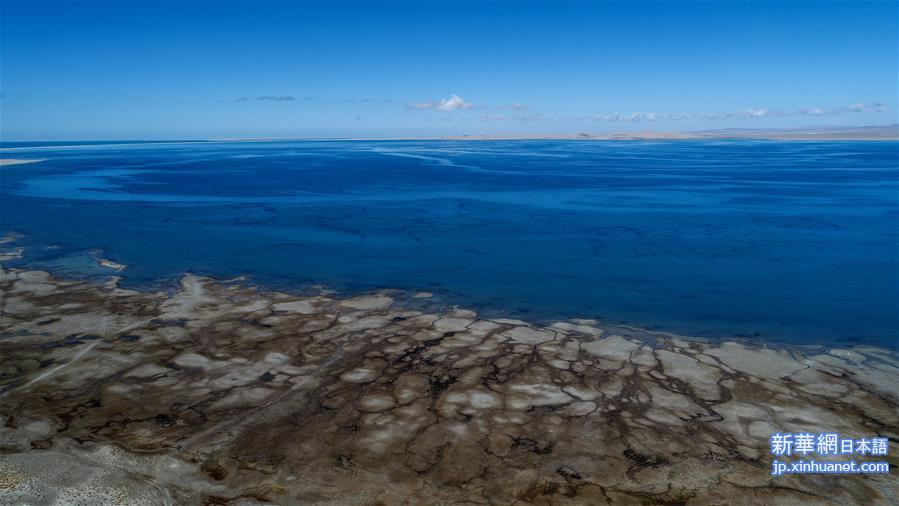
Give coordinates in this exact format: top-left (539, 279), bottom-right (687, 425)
top-left (0, 267), bottom-right (896, 504)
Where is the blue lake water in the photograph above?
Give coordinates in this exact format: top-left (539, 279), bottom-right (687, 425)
top-left (1, 140), bottom-right (897, 348)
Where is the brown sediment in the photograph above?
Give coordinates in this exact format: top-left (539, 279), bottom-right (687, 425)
top-left (0, 268), bottom-right (896, 504)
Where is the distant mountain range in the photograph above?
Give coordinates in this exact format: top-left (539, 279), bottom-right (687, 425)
top-left (438, 124), bottom-right (899, 141)
top-left (689, 124), bottom-right (899, 140)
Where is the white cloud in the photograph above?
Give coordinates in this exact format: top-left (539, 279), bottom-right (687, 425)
top-left (436, 94), bottom-right (473, 111)
top-left (409, 94), bottom-right (473, 111)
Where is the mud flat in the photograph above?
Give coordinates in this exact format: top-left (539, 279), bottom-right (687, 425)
top-left (0, 268), bottom-right (896, 505)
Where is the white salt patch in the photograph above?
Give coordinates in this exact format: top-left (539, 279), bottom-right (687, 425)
top-left (340, 295), bottom-right (393, 310)
top-left (502, 326), bottom-right (555, 345)
top-left (340, 367), bottom-right (379, 383)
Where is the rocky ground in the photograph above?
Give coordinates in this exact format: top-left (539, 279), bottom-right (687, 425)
top-left (0, 268), bottom-right (896, 505)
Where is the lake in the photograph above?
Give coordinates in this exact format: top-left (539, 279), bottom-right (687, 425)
top-left (2, 140), bottom-right (897, 348)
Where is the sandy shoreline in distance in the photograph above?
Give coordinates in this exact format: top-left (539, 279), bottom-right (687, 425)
top-left (214, 133), bottom-right (899, 142)
top-left (0, 158), bottom-right (46, 166)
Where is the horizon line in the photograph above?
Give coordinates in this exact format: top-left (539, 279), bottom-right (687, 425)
top-left (2, 123), bottom-right (898, 146)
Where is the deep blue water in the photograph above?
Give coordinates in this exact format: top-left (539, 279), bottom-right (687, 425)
top-left (1, 140), bottom-right (897, 348)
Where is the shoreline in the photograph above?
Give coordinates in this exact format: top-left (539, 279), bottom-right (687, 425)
top-left (1, 233), bottom-right (894, 352)
top-left (6, 248), bottom-right (895, 352)
top-left (1, 265), bottom-right (896, 503)
top-left (4, 266), bottom-right (896, 358)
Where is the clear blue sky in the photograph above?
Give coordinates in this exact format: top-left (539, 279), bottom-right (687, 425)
top-left (1, 1), bottom-right (896, 139)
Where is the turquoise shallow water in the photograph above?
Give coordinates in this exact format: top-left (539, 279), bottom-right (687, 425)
top-left (1, 140), bottom-right (897, 348)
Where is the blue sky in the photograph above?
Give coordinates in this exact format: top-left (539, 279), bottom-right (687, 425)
top-left (1, 1), bottom-right (896, 139)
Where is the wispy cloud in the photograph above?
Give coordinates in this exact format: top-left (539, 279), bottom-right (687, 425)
top-left (566, 102), bottom-right (889, 122)
top-left (478, 112), bottom-right (545, 122)
top-left (342, 97), bottom-right (396, 104)
top-left (221, 95), bottom-right (297, 103)
top-left (842, 102), bottom-right (887, 113)
top-left (497, 102), bottom-right (528, 112)
top-left (256, 95), bottom-right (296, 102)
top-left (409, 94), bottom-right (474, 111)
top-left (472, 102), bottom-right (889, 123)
